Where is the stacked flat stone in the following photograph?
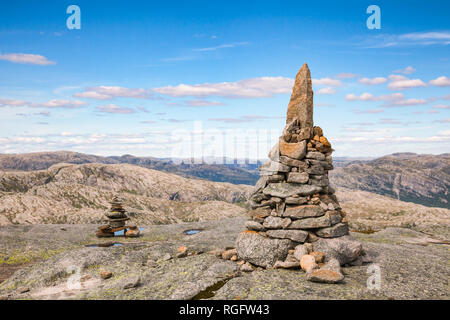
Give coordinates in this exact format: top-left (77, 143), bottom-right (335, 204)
top-left (236, 64), bottom-right (361, 274)
top-left (97, 196), bottom-right (133, 238)
top-left (105, 196), bottom-right (130, 228)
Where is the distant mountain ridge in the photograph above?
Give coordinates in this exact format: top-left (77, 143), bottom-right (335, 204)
top-left (0, 151), bottom-right (261, 185)
top-left (329, 153), bottom-right (450, 209)
top-left (1, 151), bottom-right (449, 209)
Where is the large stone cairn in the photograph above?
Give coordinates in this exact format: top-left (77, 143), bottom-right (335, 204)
top-left (235, 64), bottom-right (364, 283)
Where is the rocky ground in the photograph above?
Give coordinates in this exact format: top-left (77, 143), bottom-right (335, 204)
top-left (0, 217), bottom-right (448, 300)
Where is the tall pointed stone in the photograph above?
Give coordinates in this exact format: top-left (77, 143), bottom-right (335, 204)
top-left (286, 63), bottom-right (314, 128)
top-left (236, 64), bottom-right (364, 276)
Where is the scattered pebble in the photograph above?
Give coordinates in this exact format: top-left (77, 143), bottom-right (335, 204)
top-left (300, 254), bottom-right (318, 272)
top-left (221, 248), bottom-right (237, 260)
top-left (100, 271), bottom-right (112, 280)
top-left (162, 253), bottom-right (172, 261)
top-left (240, 262), bottom-right (254, 272)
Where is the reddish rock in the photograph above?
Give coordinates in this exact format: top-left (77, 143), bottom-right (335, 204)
top-left (222, 248), bottom-right (237, 260)
top-left (100, 271), bottom-right (112, 280)
top-left (300, 254), bottom-right (318, 272)
top-left (310, 251), bottom-right (325, 263)
top-left (306, 269), bottom-right (344, 284)
top-left (279, 138), bottom-right (307, 160)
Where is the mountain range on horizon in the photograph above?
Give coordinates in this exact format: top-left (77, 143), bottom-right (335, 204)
top-left (0, 150), bottom-right (448, 209)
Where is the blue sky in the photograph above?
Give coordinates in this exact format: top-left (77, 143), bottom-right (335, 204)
top-left (0, 0), bottom-right (449, 159)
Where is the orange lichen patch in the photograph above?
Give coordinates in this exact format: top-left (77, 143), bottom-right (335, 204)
top-left (242, 230), bottom-right (259, 235)
top-left (177, 245), bottom-right (187, 253)
top-left (319, 136), bottom-right (331, 147)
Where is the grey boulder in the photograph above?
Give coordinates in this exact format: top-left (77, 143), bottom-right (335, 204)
top-left (312, 235), bottom-right (363, 265)
top-left (236, 231), bottom-right (293, 268)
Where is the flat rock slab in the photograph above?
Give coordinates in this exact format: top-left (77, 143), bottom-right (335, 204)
top-left (266, 229), bottom-right (309, 243)
top-left (316, 223), bottom-right (349, 238)
top-left (0, 219), bottom-right (449, 300)
top-left (283, 205), bottom-right (325, 219)
top-left (287, 214), bottom-right (331, 229)
top-left (263, 183), bottom-right (322, 198)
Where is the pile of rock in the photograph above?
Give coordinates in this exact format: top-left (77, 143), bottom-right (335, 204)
top-left (96, 196), bottom-right (140, 238)
top-left (236, 63), bottom-right (364, 283)
top-left (106, 196), bottom-right (130, 228)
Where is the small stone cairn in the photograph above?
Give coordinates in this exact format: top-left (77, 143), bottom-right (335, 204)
top-left (235, 63), bottom-right (365, 283)
top-left (96, 196), bottom-right (140, 238)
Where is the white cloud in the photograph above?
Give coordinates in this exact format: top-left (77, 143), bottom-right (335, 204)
top-left (432, 104), bottom-right (450, 109)
top-left (74, 86), bottom-right (152, 100)
top-left (388, 98), bottom-right (427, 106)
top-left (345, 93), bottom-right (377, 101)
top-left (335, 73), bottom-right (357, 79)
top-left (358, 77), bottom-right (387, 85)
top-left (0, 52), bottom-right (55, 65)
top-left (387, 75), bottom-right (426, 90)
top-left (346, 92), bottom-right (427, 107)
top-left (208, 115), bottom-right (283, 123)
top-left (74, 91), bottom-right (111, 100)
top-left (31, 99), bottom-right (87, 109)
top-left (317, 87), bottom-right (336, 95)
top-left (0, 98), bottom-right (28, 107)
top-left (153, 76), bottom-right (294, 98)
top-left (193, 42), bottom-right (249, 52)
top-left (433, 118), bottom-right (450, 123)
top-left (393, 66), bottom-right (416, 74)
top-left (365, 31), bottom-right (450, 48)
top-left (96, 104), bottom-right (135, 114)
top-left (399, 31), bottom-right (450, 41)
top-left (312, 78), bottom-right (342, 87)
top-left (185, 100), bottom-right (226, 107)
top-left (429, 76), bottom-right (450, 87)
top-left (353, 108), bottom-right (384, 114)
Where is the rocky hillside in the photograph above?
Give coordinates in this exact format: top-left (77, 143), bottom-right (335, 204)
top-left (0, 151), bottom-right (260, 185)
top-left (329, 153), bottom-right (450, 209)
top-left (0, 163), bottom-right (252, 226)
top-left (1, 161), bottom-right (449, 236)
top-left (1, 151), bottom-right (449, 209)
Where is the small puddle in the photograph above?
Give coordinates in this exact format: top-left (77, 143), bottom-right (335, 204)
top-left (184, 229), bottom-right (203, 235)
top-left (85, 242), bottom-right (123, 248)
top-left (192, 277), bottom-right (233, 300)
top-left (114, 227), bottom-right (145, 236)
